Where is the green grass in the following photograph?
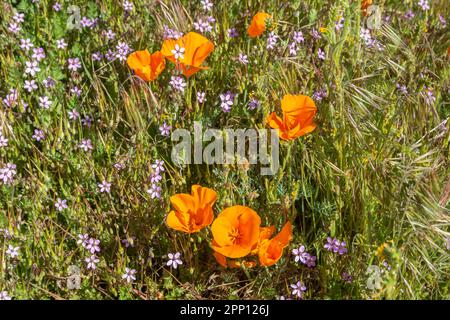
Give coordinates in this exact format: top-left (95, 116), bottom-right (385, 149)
top-left (0, 0), bottom-right (449, 300)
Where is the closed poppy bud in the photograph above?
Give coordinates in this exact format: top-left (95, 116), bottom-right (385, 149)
top-left (211, 205), bottom-right (261, 258)
top-left (126, 50), bottom-right (166, 82)
top-left (161, 32), bottom-right (214, 77)
top-left (267, 94), bottom-right (317, 140)
top-left (166, 185), bottom-right (217, 233)
top-left (247, 12), bottom-right (272, 38)
top-left (259, 222), bottom-right (293, 266)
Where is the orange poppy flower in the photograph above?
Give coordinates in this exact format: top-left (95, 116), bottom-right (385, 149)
top-left (247, 12), bottom-right (272, 38)
top-left (126, 50), bottom-right (165, 81)
top-left (250, 226), bottom-right (276, 255)
top-left (211, 205), bottom-right (261, 258)
top-left (213, 251), bottom-right (256, 269)
top-left (166, 185), bottom-right (217, 233)
top-left (161, 32), bottom-right (214, 77)
top-left (258, 222), bottom-right (293, 266)
top-left (267, 94), bottom-right (317, 140)
top-left (361, 0), bottom-right (373, 17)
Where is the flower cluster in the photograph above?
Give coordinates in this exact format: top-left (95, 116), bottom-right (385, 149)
top-left (166, 185), bottom-right (293, 268)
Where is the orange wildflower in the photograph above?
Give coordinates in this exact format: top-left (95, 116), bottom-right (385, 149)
top-left (126, 50), bottom-right (165, 81)
top-left (211, 205), bottom-right (261, 258)
top-left (267, 94), bottom-right (318, 140)
top-left (161, 32), bottom-right (214, 77)
top-left (361, 0), bottom-right (373, 17)
top-left (258, 222), bottom-right (293, 266)
top-left (166, 185), bottom-right (217, 233)
top-left (247, 12), bottom-right (272, 38)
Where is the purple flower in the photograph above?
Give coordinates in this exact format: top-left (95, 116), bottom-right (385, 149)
top-left (166, 252), bottom-right (183, 269)
top-left (105, 49), bottom-right (115, 61)
top-left (266, 31), bottom-right (278, 50)
top-left (8, 22), bottom-right (21, 33)
top-left (153, 160), bottom-right (165, 173)
top-left (85, 255), bottom-right (99, 270)
top-left (6, 245), bottom-right (20, 258)
top-left (70, 86), bottom-right (82, 97)
top-left (422, 86), bottom-right (435, 105)
top-left (404, 10), bottom-right (415, 20)
top-left (311, 28), bottom-right (321, 40)
top-left (0, 163), bottom-right (17, 185)
top-left (312, 87), bottom-right (328, 102)
top-left (80, 17), bottom-right (93, 28)
top-left (194, 18), bottom-right (213, 34)
top-left (115, 42), bottom-right (130, 62)
top-left (92, 52), bottom-right (103, 61)
top-left (318, 48), bottom-right (326, 60)
top-left (20, 38), bottom-right (33, 51)
top-left (324, 237), bottom-right (347, 255)
top-left (121, 236), bottom-right (135, 248)
top-left (24, 79), bottom-right (38, 92)
top-left (98, 180), bottom-right (111, 193)
top-left (150, 171), bottom-right (162, 183)
top-left (248, 98), bottom-right (260, 110)
top-left (114, 162), bottom-right (125, 171)
top-left (169, 76), bottom-right (187, 92)
top-left (13, 12), bottom-right (25, 24)
top-left (2, 89), bottom-right (18, 107)
top-left (122, 267), bottom-right (137, 283)
top-left (293, 31), bottom-right (304, 44)
top-left (79, 139), bottom-right (93, 152)
top-left (77, 233), bottom-right (90, 247)
top-left (238, 53), bottom-right (249, 64)
top-left (324, 237), bottom-right (337, 251)
top-left (67, 58), bottom-right (81, 71)
top-left (32, 47), bottom-right (46, 61)
top-left (147, 184), bottom-right (162, 199)
top-left (201, 0), bottom-right (213, 11)
top-left (159, 122), bottom-right (172, 137)
top-left (418, 0), bottom-right (430, 11)
top-left (197, 91), bottom-right (206, 103)
top-left (290, 281), bottom-right (307, 299)
top-left (55, 198), bottom-right (68, 211)
top-left (81, 115), bottom-right (93, 128)
top-left (86, 238), bottom-right (101, 254)
top-left (123, 0), bottom-right (133, 12)
top-left (104, 29), bottom-right (116, 40)
top-left (43, 76), bottom-right (56, 88)
top-left (292, 245), bottom-right (309, 263)
top-left (288, 42), bottom-right (298, 56)
top-left (24, 60), bottom-right (40, 77)
top-left (396, 83), bottom-right (408, 95)
top-left (220, 91), bottom-right (235, 112)
top-left (439, 15), bottom-right (446, 28)
top-left (163, 25), bottom-right (183, 40)
top-left (68, 109), bottom-right (80, 120)
top-left (32, 129), bottom-right (45, 141)
top-left (342, 272), bottom-right (353, 283)
top-left (335, 17), bottom-right (345, 31)
top-left (304, 254), bottom-right (317, 268)
top-left (53, 2), bottom-right (62, 12)
top-left (227, 28), bottom-right (238, 38)
top-left (38, 96), bottom-right (52, 109)
top-left (0, 133), bottom-right (8, 148)
top-left (56, 39), bottom-right (67, 49)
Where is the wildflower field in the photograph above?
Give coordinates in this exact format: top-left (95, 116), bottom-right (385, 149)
top-left (0, 0), bottom-right (449, 301)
